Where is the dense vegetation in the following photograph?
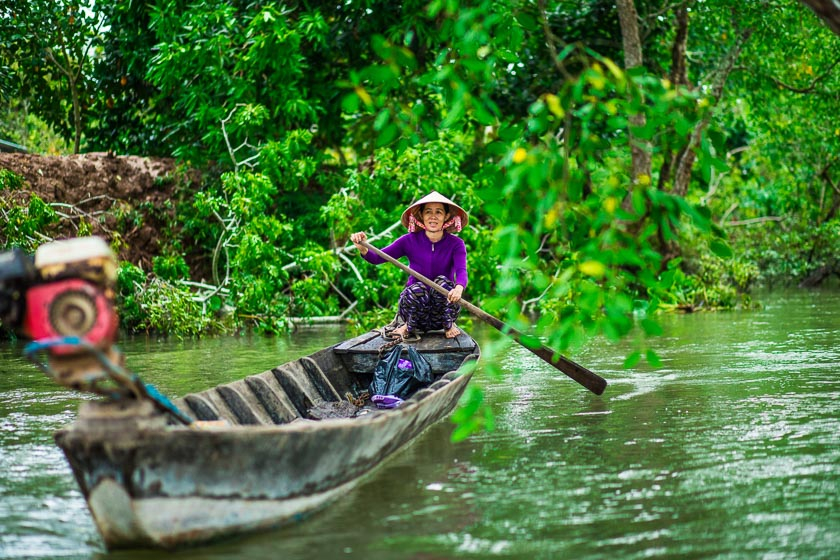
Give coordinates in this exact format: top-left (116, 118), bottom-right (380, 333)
top-left (2, 1), bottom-right (838, 362)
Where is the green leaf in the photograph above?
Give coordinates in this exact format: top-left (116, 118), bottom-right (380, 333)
top-left (515, 12), bottom-right (539, 31)
top-left (640, 318), bottom-right (663, 336)
top-left (710, 239), bottom-right (733, 258)
top-left (341, 93), bottom-right (359, 113)
top-left (519, 334), bottom-right (542, 350)
top-left (373, 109), bottom-right (390, 131)
top-left (375, 123), bottom-right (399, 146)
top-left (556, 44), bottom-right (575, 62)
top-left (472, 99), bottom-right (496, 125)
top-left (623, 351), bottom-right (642, 369)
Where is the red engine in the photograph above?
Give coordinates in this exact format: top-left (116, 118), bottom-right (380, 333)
top-left (0, 237), bottom-right (120, 359)
top-left (24, 278), bottom-right (118, 354)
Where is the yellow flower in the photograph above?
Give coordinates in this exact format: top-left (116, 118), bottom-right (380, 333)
top-left (545, 94), bottom-right (564, 118)
top-left (544, 208), bottom-right (559, 229)
top-left (579, 261), bottom-right (607, 278)
top-left (512, 147), bottom-right (528, 164)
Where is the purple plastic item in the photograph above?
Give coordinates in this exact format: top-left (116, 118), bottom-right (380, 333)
top-left (397, 358), bottom-right (413, 370)
top-left (371, 394), bottom-right (404, 409)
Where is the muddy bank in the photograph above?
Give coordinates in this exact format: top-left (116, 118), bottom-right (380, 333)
top-left (0, 153), bottom-right (201, 270)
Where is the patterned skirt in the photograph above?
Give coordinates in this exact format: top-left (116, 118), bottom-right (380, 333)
top-left (398, 276), bottom-right (462, 333)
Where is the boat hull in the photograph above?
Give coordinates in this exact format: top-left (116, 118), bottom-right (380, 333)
top-left (54, 331), bottom-right (478, 548)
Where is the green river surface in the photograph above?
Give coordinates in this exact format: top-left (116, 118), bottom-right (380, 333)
top-left (0, 289), bottom-right (837, 559)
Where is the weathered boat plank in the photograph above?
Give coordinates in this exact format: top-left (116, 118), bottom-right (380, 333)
top-left (244, 376), bottom-right (299, 424)
top-left (183, 394), bottom-right (219, 421)
top-left (300, 357), bottom-right (343, 401)
top-left (332, 331), bottom-right (381, 353)
top-left (217, 384), bottom-right (265, 425)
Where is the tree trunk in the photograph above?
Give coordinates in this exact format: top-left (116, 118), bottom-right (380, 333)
top-left (658, 3), bottom-right (691, 191)
top-left (799, 0), bottom-right (840, 36)
top-left (70, 76), bottom-right (82, 154)
top-left (669, 4), bottom-right (690, 87)
top-left (672, 30), bottom-right (752, 197)
top-left (819, 160), bottom-right (840, 222)
top-left (798, 264), bottom-right (838, 288)
top-left (616, 0), bottom-right (652, 183)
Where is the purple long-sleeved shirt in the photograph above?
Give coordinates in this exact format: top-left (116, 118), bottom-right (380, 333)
top-left (362, 232), bottom-right (468, 288)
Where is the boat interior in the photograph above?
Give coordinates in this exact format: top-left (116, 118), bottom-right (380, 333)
top-left (171, 331), bottom-right (478, 426)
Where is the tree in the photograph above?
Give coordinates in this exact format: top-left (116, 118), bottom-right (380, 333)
top-left (0, 0), bottom-right (104, 153)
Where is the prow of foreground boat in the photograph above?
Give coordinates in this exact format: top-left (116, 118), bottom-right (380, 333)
top-left (54, 330), bottom-right (479, 549)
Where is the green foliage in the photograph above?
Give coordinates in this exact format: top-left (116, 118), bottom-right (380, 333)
top-left (133, 279), bottom-right (222, 338)
top-left (116, 261), bottom-right (146, 329)
top-left (4, 2), bottom-right (839, 444)
top-left (450, 382), bottom-right (494, 442)
top-left (145, 1), bottom-right (318, 163)
top-left (152, 253), bottom-right (190, 282)
top-left (0, 169), bottom-right (25, 191)
top-left (655, 254), bottom-right (759, 312)
top-left (0, 194), bottom-right (58, 251)
top-left (0, 0), bottom-right (104, 152)
top-left (352, 14), bottom-right (727, 353)
top-left (0, 100), bottom-right (70, 155)
top-left (734, 219), bottom-right (840, 286)
top-left (116, 261), bottom-right (225, 338)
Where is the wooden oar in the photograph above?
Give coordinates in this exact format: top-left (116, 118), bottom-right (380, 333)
top-left (360, 241), bottom-right (607, 395)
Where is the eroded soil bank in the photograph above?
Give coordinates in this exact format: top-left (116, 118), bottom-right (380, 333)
top-left (0, 152), bottom-right (201, 269)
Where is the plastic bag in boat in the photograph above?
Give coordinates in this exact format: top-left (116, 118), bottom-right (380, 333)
top-left (369, 344), bottom-right (433, 403)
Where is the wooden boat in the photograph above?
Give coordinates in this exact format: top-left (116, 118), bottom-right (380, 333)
top-left (53, 330), bottom-right (479, 549)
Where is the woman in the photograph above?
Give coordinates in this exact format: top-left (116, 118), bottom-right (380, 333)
top-left (350, 191), bottom-right (469, 339)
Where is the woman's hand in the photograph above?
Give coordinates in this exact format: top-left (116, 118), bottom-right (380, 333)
top-left (448, 284), bottom-right (464, 303)
top-left (350, 232), bottom-right (368, 255)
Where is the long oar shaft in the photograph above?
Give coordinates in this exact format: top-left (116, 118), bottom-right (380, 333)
top-left (360, 241), bottom-right (607, 395)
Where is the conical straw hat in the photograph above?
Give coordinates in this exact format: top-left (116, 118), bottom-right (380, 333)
top-left (400, 191), bottom-right (469, 232)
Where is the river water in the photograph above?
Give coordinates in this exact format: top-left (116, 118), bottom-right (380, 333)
top-left (0, 290), bottom-right (837, 559)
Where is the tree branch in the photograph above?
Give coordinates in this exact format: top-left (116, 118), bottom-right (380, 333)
top-left (538, 0), bottom-right (573, 81)
top-left (724, 216), bottom-right (783, 226)
top-left (673, 29), bottom-right (752, 196)
top-left (768, 56), bottom-right (840, 93)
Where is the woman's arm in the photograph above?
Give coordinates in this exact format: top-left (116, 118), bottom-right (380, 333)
top-left (350, 232), bottom-right (407, 264)
top-left (452, 237), bottom-right (468, 288)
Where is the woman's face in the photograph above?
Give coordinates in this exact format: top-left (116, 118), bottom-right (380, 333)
top-left (421, 202), bottom-right (449, 232)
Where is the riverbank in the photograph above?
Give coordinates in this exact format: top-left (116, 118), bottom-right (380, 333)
top-left (0, 152), bottom-right (200, 271)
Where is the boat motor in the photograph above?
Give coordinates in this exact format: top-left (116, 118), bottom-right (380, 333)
top-left (0, 237), bottom-right (125, 394)
top-left (2, 237), bottom-right (192, 423)
top-left (23, 237), bottom-right (119, 353)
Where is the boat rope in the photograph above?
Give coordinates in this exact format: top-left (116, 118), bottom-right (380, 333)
top-left (345, 390), bottom-right (369, 407)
